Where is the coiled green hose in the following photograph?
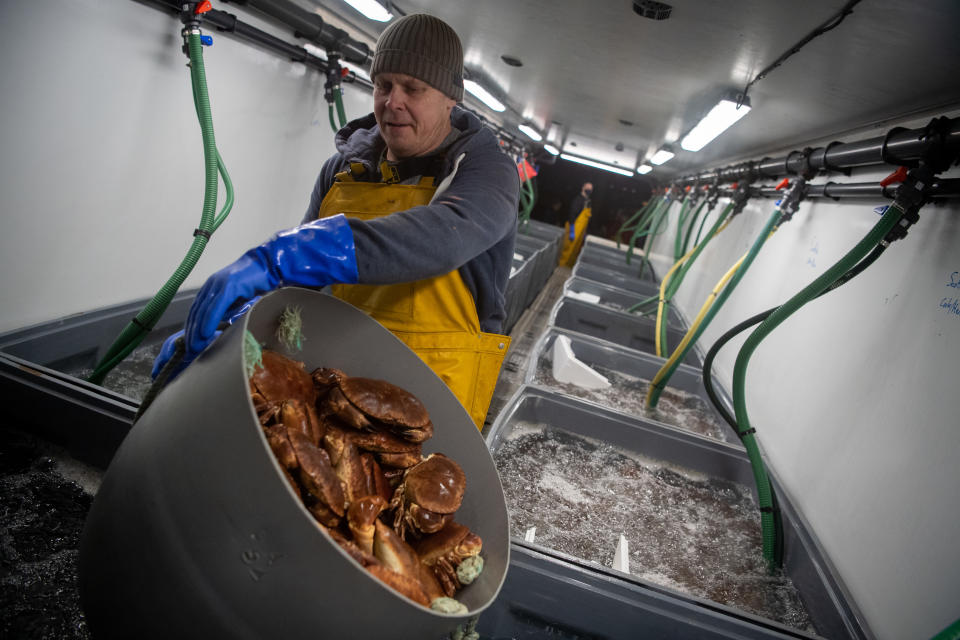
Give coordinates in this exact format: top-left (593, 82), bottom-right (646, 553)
top-left (87, 31), bottom-right (233, 384)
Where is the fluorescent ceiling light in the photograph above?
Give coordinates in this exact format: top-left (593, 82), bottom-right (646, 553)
top-left (544, 144), bottom-right (560, 155)
top-left (560, 153), bottom-right (634, 177)
top-left (463, 79), bottom-right (506, 112)
top-left (681, 98), bottom-right (751, 151)
top-left (650, 146), bottom-right (675, 165)
top-left (518, 124), bottom-right (542, 141)
top-left (637, 164), bottom-right (653, 174)
top-left (343, 0), bottom-right (393, 22)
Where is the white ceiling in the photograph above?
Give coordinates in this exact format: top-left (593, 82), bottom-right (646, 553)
top-left (309, 0), bottom-right (960, 180)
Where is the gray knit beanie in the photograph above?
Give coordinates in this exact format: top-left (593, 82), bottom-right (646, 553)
top-left (370, 14), bottom-right (464, 102)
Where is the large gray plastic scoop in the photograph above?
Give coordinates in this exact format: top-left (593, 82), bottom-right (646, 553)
top-left (79, 288), bottom-right (510, 639)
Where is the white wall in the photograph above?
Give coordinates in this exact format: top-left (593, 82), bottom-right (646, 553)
top-left (645, 114), bottom-right (960, 640)
top-left (0, 0), bottom-right (373, 333)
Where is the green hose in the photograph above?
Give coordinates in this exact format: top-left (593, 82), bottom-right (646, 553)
top-left (629, 201), bottom-right (733, 316)
top-left (616, 197), bottom-right (657, 249)
top-left (328, 103), bottom-right (338, 133)
top-left (702, 243), bottom-right (888, 430)
top-left (932, 617), bottom-right (960, 640)
top-left (335, 88), bottom-right (347, 129)
top-left (625, 196), bottom-right (664, 263)
top-left (630, 195), bottom-right (673, 281)
top-left (328, 87), bottom-right (347, 133)
top-left (648, 205), bottom-right (781, 409)
top-left (680, 198), bottom-right (709, 256)
top-left (654, 202), bottom-right (735, 350)
top-left (673, 195), bottom-right (693, 261)
top-left (87, 31), bottom-right (233, 385)
top-left (732, 201), bottom-right (906, 568)
top-left (693, 198), bottom-right (713, 246)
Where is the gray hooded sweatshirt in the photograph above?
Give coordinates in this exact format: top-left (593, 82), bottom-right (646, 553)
top-left (304, 106), bottom-right (520, 333)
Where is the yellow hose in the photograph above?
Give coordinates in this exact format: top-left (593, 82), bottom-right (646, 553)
top-left (654, 248), bottom-right (695, 357)
top-left (654, 217), bottom-right (733, 357)
top-left (646, 226), bottom-right (776, 406)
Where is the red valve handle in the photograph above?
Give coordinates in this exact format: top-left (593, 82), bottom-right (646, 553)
top-left (880, 166), bottom-right (909, 187)
top-left (775, 178), bottom-right (790, 191)
top-left (195, 1), bottom-right (212, 13)
top-left (731, 182), bottom-right (739, 189)
top-left (684, 185), bottom-right (691, 193)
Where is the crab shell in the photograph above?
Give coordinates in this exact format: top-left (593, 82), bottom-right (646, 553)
top-left (413, 521), bottom-right (483, 598)
top-left (315, 369), bottom-right (434, 443)
top-left (391, 453), bottom-right (466, 540)
top-left (250, 350), bottom-right (317, 424)
top-left (286, 428), bottom-right (345, 524)
top-left (322, 424), bottom-right (394, 505)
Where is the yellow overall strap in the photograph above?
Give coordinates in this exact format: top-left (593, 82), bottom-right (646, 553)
top-left (559, 206), bottom-right (592, 267)
top-left (316, 174), bottom-right (510, 429)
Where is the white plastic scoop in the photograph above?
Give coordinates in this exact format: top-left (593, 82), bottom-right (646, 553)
top-left (551, 335), bottom-right (610, 390)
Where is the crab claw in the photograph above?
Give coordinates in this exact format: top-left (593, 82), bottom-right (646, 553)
top-left (347, 495), bottom-right (386, 556)
top-left (371, 519), bottom-right (431, 606)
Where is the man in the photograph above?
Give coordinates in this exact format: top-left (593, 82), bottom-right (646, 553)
top-left (155, 14), bottom-right (520, 428)
top-left (559, 181), bottom-right (592, 266)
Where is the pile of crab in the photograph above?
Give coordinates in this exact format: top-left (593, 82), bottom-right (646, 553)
top-left (250, 349), bottom-right (484, 611)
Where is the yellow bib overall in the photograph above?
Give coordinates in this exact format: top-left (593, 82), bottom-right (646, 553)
top-left (559, 206), bottom-right (592, 267)
top-left (316, 165), bottom-right (511, 430)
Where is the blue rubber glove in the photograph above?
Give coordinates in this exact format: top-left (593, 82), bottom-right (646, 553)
top-left (150, 298), bottom-right (256, 381)
top-left (568, 224), bottom-right (576, 241)
top-left (152, 214), bottom-right (358, 379)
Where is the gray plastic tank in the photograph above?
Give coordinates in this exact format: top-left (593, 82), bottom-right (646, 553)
top-left (79, 288), bottom-right (510, 639)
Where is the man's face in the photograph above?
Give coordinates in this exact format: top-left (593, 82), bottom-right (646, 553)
top-left (373, 72), bottom-right (456, 161)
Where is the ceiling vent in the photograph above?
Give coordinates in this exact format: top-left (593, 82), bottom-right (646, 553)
top-left (633, 0), bottom-right (672, 20)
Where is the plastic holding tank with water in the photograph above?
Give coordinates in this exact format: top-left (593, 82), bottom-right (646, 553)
top-left (78, 288), bottom-right (510, 639)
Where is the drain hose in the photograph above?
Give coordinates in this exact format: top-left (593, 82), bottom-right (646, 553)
top-left (732, 202), bottom-right (906, 568)
top-left (87, 32), bottom-right (233, 384)
top-left (680, 198), bottom-right (709, 256)
top-left (646, 206), bottom-right (782, 410)
top-left (652, 202), bottom-right (735, 353)
top-left (632, 195), bottom-right (673, 281)
top-left (673, 195), bottom-right (693, 261)
top-left (702, 243), bottom-right (887, 429)
top-left (328, 86), bottom-right (347, 133)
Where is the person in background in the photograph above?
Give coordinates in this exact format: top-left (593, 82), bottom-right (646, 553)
top-left (154, 13), bottom-right (520, 429)
top-left (559, 181), bottom-right (593, 266)
top-left (567, 181), bottom-right (593, 240)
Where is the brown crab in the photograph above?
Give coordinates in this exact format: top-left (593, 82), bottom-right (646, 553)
top-left (322, 423), bottom-right (394, 504)
top-left (345, 427), bottom-right (424, 470)
top-left (287, 429), bottom-right (345, 527)
top-left (313, 368), bottom-right (434, 443)
top-left (251, 351), bottom-right (323, 443)
top-left (390, 453), bottom-right (466, 540)
top-left (414, 521), bottom-right (483, 598)
top-left (371, 519), bottom-right (430, 606)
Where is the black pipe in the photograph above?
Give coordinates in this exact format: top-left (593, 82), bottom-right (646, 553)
top-left (712, 178), bottom-right (960, 200)
top-left (677, 117), bottom-right (960, 185)
top-left (203, 8), bottom-right (323, 70)
top-left (147, 0), bottom-right (328, 71)
top-left (224, 0), bottom-right (370, 64)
